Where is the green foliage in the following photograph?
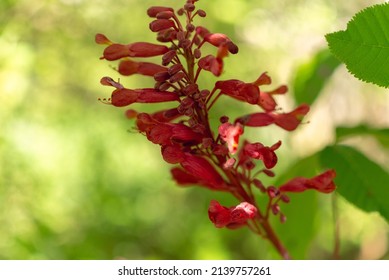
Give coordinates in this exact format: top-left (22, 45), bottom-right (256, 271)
top-left (325, 3), bottom-right (389, 88)
top-left (293, 49), bottom-right (340, 105)
top-left (336, 125), bottom-right (389, 148)
top-left (320, 145), bottom-right (389, 222)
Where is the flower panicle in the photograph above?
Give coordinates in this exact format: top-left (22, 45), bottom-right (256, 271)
top-left (97, 0), bottom-right (336, 259)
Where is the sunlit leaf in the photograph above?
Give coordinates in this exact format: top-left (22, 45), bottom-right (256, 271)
top-left (293, 49), bottom-right (340, 105)
top-left (320, 145), bottom-right (389, 222)
top-left (336, 124), bottom-right (389, 147)
top-left (325, 3), bottom-right (389, 88)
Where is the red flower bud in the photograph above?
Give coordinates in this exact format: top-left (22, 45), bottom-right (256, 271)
top-left (162, 50), bottom-right (177, 65)
top-left (147, 6), bottom-right (174, 17)
top-left (149, 19), bottom-right (176, 32)
top-left (156, 11), bottom-right (174, 19)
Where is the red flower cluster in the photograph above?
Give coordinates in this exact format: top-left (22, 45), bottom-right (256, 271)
top-left (97, 0), bottom-right (336, 258)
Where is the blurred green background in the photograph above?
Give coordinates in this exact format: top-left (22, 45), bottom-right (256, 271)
top-left (1, 0), bottom-right (388, 259)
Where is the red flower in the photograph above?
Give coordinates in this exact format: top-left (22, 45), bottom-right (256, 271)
top-left (100, 78), bottom-right (179, 107)
top-left (198, 55), bottom-right (223, 77)
top-left (181, 155), bottom-right (226, 190)
top-left (136, 113), bottom-right (203, 146)
top-left (243, 141), bottom-right (281, 169)
top-left (111, 88), bottom-right (179, 107)
top-left (270, 104), bottom-right (310, 131)
top-left (118, 60), bottom-right (167, 76)
top-left (279, 170), bottom-right (336, 193)
top-left (169, 154), bottom-right (227, 191)
top-left (101, 42), bottom-right (169, 60)
top-left (236, 104), bottom-right (310, 131)
top-left (218, 122), bottom-right (244, 154)
top-left (215, 79), bottom-right (259, 104)
top-left (208, 200), bottom-right (257, 229)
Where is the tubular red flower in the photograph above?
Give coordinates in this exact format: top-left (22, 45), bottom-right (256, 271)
top-left (170, 167), bottom-right (200, 185)
top-left (181, 155), bottom-right (226, 190)
top-left (203, 33), bottom-right (238, 54)
top-left (218, 122), bottom-right (244, 154)
top-left (102, 42), bottom-right (169, 60)
top-left (215, 79), bottom-right (259, 104)
top-left (243, 141), bottom-right (281, 169)
top-left (128, 42), bottom-right (169, 57)
top-left (270, 104), bottom-right (310, 131)
top-left (118, 60), bottom-right (167, 76)
top-left (198, 55), bottom-right (223, 76)
top-left (208, 200), bottom-right (257, 229)
top-left (279, 170), bottom-right (336, 193)
top-left (110, 88), bottom-right (179, 107)
top-left (161, 145), bottom-right (186, 164)
top-left (136, 113), bottom-right (203, 145)
top-left (102, 44), bottom-right (131, 60)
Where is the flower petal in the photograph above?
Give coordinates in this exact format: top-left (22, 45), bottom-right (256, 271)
top-left (279, 169), bottom-right (336, 193)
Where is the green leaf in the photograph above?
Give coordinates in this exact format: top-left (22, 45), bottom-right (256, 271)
top-left (336, 124), bottom-right (389, 147)
top-left (293, 49), bottom-right (340, 105)
top-left (319, 145), bottom-right (389, 222)
top-left (273, 154), bottom-right (321, 259)
top-left (325, 3), bottom-right (389, 88)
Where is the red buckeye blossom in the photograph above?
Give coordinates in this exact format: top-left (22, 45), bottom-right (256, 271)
top-left (101, 42), bottom-right (169, 60)
top-left (180, 155), bottom-right (226, 190)
top-left (236, 104), bottom-right (310, 131)
top-left (215, 79), bottom-right (259, 104)
top-left (136, 113), bottom-right (203, 146)
top-left (270, 104), bottom-right (310, 131)
top-left (242, 141), bottom-right (281, 169)
top-left (110, 88), bottom-right (179, 107)
top-left (198, 55), bottom-right (223, 77)
top-left (279, 170), bottom-right (337, 193)
top-left (208, 200), bottom-right (257, 229)
top-left (218, 122), bottom-right (244, 154)
top-left (118, 60), bottom-right (167, 76)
